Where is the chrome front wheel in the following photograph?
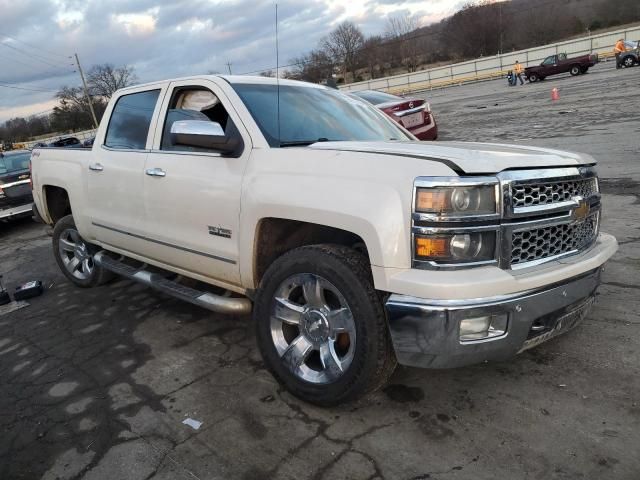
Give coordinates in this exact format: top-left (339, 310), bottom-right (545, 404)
top-left (270, 273), bottom-right (356, 384)
top-left (58, 228), bottom-right (94, 280)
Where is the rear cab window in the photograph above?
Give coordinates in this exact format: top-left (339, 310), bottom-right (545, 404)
top-left (0, 152), bottom-right (30, 175)
top-left (104, 90), bottom-right (161, 149)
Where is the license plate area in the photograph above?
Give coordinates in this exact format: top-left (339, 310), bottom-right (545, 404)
top-left (520, 295), bottom-right (595, 352)
top-left (401, 112), bottom-right (424, 128)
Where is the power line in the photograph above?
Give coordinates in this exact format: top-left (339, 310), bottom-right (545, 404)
top-left (0, 51), bottom-right (75, 79)
top-left (0, 32), bottom-right (69, 59)
top-left (0, 41), bottom-right (70, 70)
top-left (0, 82), bottom-right (58, 93)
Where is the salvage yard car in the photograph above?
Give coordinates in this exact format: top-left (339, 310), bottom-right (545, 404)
top-left (525, 52), bottom-right (598, 82)
top-left (30, 75), bottom-right (617, 405)
top-left (619, 40), bottom-right (639, 68)
top-left (351, 89), bottom-right (438, 140)
top-left (0, 149), bottom-right (33, 221)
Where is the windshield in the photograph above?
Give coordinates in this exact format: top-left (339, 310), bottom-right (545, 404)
top-left (0, 152), bottom-right (30, 175)
top-left (231, 83), bottom-right (411, 147)
top-left (354, 90), bottom-right (401, 105)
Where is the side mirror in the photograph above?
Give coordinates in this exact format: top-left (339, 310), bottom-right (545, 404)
top-left (170, 120), bottom-right (243, 156)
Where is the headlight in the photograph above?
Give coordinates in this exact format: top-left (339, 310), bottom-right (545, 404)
top-left (414, 231), bottom-right (497, 264)
top-left (415, 183), bottom-right (499, 219)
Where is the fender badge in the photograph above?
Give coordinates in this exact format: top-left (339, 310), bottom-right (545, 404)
top-left (208, 226), bottom-right (232, 238)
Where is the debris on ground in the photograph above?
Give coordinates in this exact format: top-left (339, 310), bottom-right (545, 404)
top-left (182, 418), bottom-right (203, 430)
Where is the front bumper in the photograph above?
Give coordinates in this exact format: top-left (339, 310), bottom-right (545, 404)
top-left (0, 202), bottom-right (33, 220)
top-left (385, 267), bottom-right (603, 368)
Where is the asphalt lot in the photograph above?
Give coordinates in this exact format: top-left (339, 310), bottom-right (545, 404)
top-left (1, 62), bottom-right (639, 480)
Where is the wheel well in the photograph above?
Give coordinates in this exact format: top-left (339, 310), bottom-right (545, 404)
top-left (43, 186), bottom-right (71, 224)
top-left (254, 218), bottom-right (369, 285)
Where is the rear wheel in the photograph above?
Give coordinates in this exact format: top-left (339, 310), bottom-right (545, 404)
top-left (622, 56), bottom-right (635, 68)
top-left (528, 73), bottom-right (539, 83)
top-left (254, 245), bottom-right (396, 406)
top-left (52, 215), bottom-right (112, 288)
top-left (570, 65), bottom-right (581, 76)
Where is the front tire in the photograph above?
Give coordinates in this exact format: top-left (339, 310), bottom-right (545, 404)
top-left (254, 245), bottom-right (396, 406)
top-left (622, 56), bottom-right (635, 68)
top-left (52, 215), bottom-right (112, 288)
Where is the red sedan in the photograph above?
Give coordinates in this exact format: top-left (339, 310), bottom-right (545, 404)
top-left (351, 90), bottom-right (438, 140)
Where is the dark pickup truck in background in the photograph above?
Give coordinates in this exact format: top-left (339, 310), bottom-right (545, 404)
top-left (0, 150), bottom-right (33, 221)
top-left (525, 53), bottom-right (598, 82)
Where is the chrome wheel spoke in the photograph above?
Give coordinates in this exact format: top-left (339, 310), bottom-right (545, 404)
top-left (302, 275), bottom-right (326, 308)
top-left (281, 335), bottom-right (313, 371)
top-left (320, 342), bottom-right (343, 381)
top-left (273, 297), bottom-right (304, 325)
top-left (67, 257), bottom-right (80, 272)
top-left (59, 238), bottom-right (75, 252)
top-left (328, 308), bottom-right (353, 334)
top-left (82, 258), bottom-right (91, 274)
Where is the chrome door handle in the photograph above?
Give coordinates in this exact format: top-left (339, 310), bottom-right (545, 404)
top-left (89, 163), bottom-right (103, 171)
top-left (145, 168), bottom-right (166, 177)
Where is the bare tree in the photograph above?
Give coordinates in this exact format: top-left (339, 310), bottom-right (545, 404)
top-left (322, 21), bottom-right (364, 83)
top-left (289, 49), bottom-right (335, 83)
top-left (385, 14), bottom-right (422, 72)
top-left (87, 64), bottom-right (138, 99)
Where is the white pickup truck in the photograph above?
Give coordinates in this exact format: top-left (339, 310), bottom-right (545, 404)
top-left (31, 75), bottom-right (617, 405)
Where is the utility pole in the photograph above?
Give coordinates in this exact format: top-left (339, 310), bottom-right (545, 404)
top-left (74, 53), bottom-right (98, 129)
top-left (225, 61), bottom-right (233, 75)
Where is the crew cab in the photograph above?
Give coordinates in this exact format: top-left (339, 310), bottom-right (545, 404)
top-left (0, 149), bottom-right (33, 221)
top-left (30, 76), bottom-right (617, 405)
top-left (525, 53), bottom-right (598, 82)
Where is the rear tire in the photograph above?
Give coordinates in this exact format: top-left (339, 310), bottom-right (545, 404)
top-left (52, 215), bottom-right (113, 288)
top-left (622, 56), bottom-right (635, 68)
top-left (570, 65), bottom-right (580, 76)
top-left (254, 244), bottom-right (396, 406)
top-left (528, 73), bottom-right (538, 83)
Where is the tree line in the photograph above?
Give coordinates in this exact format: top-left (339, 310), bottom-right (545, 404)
top-left (285, 0), bottom-right (640, 83)
top-left (0, 64), bottom-right (137, 144)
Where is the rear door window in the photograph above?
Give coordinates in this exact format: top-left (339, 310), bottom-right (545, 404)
top-left (105, 90), bottom-right (160, 150)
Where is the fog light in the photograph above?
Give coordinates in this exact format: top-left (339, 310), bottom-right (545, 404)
top-left (460, 314), bottom-right (508, 342)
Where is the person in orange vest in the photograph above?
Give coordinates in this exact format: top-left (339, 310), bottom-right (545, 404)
top-left (614, 39), bottom-right (626, 69)
top-left (514, 60), bottom-right (524, 85)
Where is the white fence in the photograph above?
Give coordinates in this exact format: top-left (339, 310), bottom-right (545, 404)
top-left (22, 129), bottom-right (97, 150)
top-left (340, 25), bottom-right (640, 94)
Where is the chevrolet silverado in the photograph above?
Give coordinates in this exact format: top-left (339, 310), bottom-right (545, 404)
top-left (30, 76), bottom-right (617, 405)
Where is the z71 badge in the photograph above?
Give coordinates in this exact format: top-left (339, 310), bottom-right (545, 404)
top-left (208, 226), bottom-right (232, 238)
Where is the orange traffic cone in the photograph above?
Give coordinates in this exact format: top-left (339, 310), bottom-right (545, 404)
top-left (551, 87), bottom-right (560, 101)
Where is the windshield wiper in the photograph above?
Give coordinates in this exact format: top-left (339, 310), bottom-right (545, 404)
top-left (278, 138), bottom-right (330, 147)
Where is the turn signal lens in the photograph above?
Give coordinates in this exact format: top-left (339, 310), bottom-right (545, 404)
top-left (415, 237), bottom-right (449, 257)
top-left (416, 190), bottom-right (448, 212)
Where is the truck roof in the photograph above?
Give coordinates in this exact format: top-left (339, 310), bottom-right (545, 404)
top-left (116, 74), bottom-right (325, 95)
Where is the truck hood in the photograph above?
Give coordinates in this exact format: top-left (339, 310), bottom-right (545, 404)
top-left (309, 141), bottom-right (594, 174)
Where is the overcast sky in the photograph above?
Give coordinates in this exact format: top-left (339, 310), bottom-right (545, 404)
top-left (0, 0), bottom-right (463, 122)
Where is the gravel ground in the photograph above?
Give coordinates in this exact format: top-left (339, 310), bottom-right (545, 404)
top-left (0, 61), bottom-right (639, 480)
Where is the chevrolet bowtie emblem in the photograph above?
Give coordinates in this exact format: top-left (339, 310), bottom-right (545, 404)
top-left (572, 198), bottom-right (590, 222)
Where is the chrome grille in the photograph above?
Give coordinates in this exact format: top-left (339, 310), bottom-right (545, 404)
top-left (511, 213), bottom-right (598, 266)
top-left (511, 177), bottom-right (598, 209)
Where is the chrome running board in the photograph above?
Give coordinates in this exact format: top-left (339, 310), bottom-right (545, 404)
top-left (94, 251), bottom-right (252, 315)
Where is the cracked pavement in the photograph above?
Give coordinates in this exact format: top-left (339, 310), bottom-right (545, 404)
top-left (1, 62), bottom-right (639, 480)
